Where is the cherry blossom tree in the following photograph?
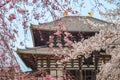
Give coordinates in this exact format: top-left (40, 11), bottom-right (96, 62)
top-left (66, 1), bottom-right (120, 80)
top-left (0, 0), bottom-right (80, 79)
top-left (0, 0), bottom-right (79, 69)
top-left (0, 0), bottom-right (120, 80)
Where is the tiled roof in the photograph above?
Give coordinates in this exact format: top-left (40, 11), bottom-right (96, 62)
top-left (30, 16), bottom-right (110, 32)
top-left (17, 47), bottom-right (67, 55)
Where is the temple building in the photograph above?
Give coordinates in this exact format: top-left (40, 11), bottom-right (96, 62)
top-left (17, 16), bottom-right (111, 80)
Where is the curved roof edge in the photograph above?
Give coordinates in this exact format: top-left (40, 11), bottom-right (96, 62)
top-left (30, 16), bottom-right (111, 32)
top-left (17, 47), bottom-right (67, 55)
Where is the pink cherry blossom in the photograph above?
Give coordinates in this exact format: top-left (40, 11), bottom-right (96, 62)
top-left (8, 14), bottom-right (16, 21)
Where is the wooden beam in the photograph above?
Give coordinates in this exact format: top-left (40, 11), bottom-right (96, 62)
top-left (47, 57), bottom-right (50, 74)
top-left (78, 56), bottom-right (82, 80)
top-left (94, 52), bottom-right (99, 80)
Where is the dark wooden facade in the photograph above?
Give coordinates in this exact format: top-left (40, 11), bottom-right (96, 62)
top-left (17, 16), bottom-right (111, 80)
top-left (18, 49), bottom-right (111, 80)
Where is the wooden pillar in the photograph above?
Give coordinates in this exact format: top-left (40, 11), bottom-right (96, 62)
top-left (94, 52), bottom-right (99, 80)
top-left (63, 62), bottom-right (67, 80)
top-left (47, 57), bottom-right (50, 74)
top-left (78, 56), bottom-right (82, 80)
top-left (71, 59), bottom-right (74, 68)
top-left (103, 56), bottom-right (105, 64)
top-left (55, 59), bottom-right (58, 79)
top-left (41, 57), bottom-right (43, 68)
top-left (32, 54), bottom-right (38, 71)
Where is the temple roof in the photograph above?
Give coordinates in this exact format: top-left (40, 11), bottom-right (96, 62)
top-left (30, 16), bottom-right (110, 32)
top-left (17, 47), bottom-right (67, 55)
top-left (17, 47), bottom-right (111, 56)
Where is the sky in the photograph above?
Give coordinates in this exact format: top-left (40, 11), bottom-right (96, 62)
top-left (14, 0), bottom-right (117, 72)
